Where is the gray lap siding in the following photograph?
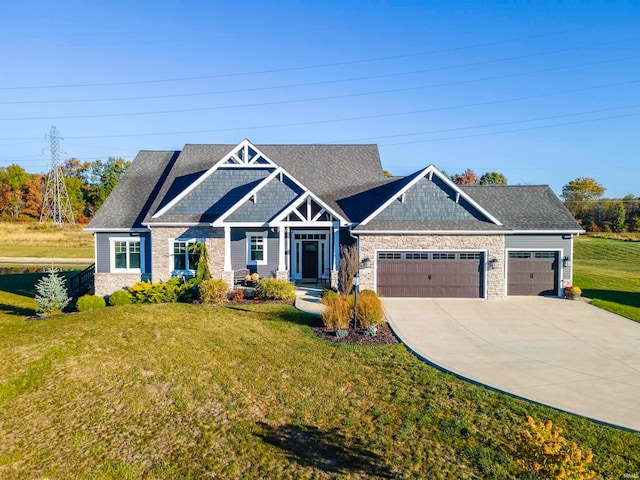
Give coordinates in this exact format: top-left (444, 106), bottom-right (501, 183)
top-left (231, 228), bottom-right (282, 278)
top-left (95, 232), bottom-right (151, 274)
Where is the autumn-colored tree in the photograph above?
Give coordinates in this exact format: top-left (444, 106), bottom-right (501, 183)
top-left (561, 177), bottom-right (605, 216)
top-left (451, 169), bottom-right (479, 185)
top-left (21, 174), bottom-right (45, 219)
top-left (479, 171), bottom-right (507, 185)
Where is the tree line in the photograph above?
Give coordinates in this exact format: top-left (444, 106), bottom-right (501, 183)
top-left (562, 177), bottom-right (640, 233)
top-left (0, 158), bottom-right (130, 223)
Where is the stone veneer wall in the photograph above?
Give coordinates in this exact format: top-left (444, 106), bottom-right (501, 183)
top-left (358, 234), bottom-right (506, 299)
top-left (95, 272), bottom-right (150, 298)
top-left (150, 226), bottom-right (225, 283)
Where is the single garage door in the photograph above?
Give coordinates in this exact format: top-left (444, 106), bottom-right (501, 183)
top-left (508, 251), bottom-right (558, 296)
top-left (376, 251), bottom-right (483, 298)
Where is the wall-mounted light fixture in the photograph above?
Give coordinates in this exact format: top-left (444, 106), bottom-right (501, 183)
top-left (489, 258), bottom-right (498, 270)
top-left (360, 257), bottom-right (372, 269)
top-left (563, 256), bottom-right (572, 268)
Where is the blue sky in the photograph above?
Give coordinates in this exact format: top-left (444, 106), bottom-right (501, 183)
top-left (1, 1), bottom-right (638, 197)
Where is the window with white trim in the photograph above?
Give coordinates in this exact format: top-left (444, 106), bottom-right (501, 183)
top-left (171, 239), bottom-right (198, 272)
top-left (111, 238), bottom-right (142, 272)
top-left (247, 233), bottom-right (267, 265)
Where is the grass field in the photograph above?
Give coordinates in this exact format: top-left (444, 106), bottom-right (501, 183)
top-left (0, 222), bottom-right (93, 258)
top-left (0, 278), bottom-right (639, 478)
top-left (574, 235), bottom-right (640, 323)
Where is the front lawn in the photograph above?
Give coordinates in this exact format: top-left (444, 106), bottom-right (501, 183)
top-left (0, 300), bottom-right (638, 478)
top-left (574, 235), bottom-right (640, 322)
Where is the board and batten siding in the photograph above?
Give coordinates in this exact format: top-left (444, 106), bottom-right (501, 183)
top-left (504, 234), bottom-right (573, 281)
top-left (95, 232), bottom-right (151, 274)
top-left (230, 228), bottom-right (282, 278)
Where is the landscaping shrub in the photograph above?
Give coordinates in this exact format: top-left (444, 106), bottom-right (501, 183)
top-left (321, 294), bottom-right (353, 330)
top-left (356, 289), bottom-right (384, 328)
top-left (199, 278), bottom-right (229, 305)
top-left (231, 287), bottom-right (245, 301)
top-left (255, 278), bottom-right (296, 301)
top-left (34, 269), bottom-right (71, 318)
top-left (108, 289), bottom-right (132, 306)
top-left (321, 286), bottom-right (338, 299)
top-left (76, 295), bottom-right (106, 312)
top-left (510, 415), bottom-right (595, 479)
top-left (192, 241), bottom-right (211, 283)
top-left (128, 278), bottom-right (184, 304)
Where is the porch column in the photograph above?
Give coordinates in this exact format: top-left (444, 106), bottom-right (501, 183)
top-left (332, 222), bottom-right (340, 270)
top-left (278, 225), bottom-right (286, 271)
top-left (224, 226), bottom-right (231, 271)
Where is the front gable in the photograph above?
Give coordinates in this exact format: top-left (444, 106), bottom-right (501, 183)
top-left (152, 140), bottom-right (277, 220)
top-left (358, 165), bottom-right (502, 228)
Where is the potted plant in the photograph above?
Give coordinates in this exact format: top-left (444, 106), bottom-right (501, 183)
top-left (564, 285), bottom-right (582, 300)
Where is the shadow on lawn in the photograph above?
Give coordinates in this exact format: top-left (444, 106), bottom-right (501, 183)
top-left (256, 422), bottom-right (392, 478)
top-left (226, 304), bottom-right (314, 326)
top-left (581, 289), bottom-right (640, 308)
top-left (0, 303), bottom-right (36, 317)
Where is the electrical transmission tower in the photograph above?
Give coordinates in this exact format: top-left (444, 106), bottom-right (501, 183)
top-left (40, 126), bottom-right (75, 227)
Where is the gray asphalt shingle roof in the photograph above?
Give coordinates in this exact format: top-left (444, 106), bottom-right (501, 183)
top-left (89, 142), bottom-right (581, 233)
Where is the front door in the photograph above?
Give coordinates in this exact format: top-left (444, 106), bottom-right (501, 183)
top-left (302, 241), bottom-right (319, 278)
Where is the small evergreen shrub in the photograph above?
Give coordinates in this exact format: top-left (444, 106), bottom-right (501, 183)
top-left (321, 294), bottom-right (353, 330)
top-left (199, 278), bottom-right (229, 305)
top-left (76, 295), bottom-right (106, 312)
top-left (108, 290), bottom-right (132, 306)
top-left (192, 241), bottom-right (211, 283)
top-left (356, 290), bottom-right (384, 328)
top-left (255, 278), bottom-right (296, 301)
top-left (128, 278), bottom-right (183, 304)
top-left (34, 269), bottom-right (71, 318)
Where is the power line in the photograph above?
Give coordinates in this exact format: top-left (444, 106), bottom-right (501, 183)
top-left (3, 40), bottom-right (632, 105)
top-left (379, 111), bottom-right (640, 146)
top-left (329, 104), bottom-right (640, 143)
top-left (0, 28), bottom-right (595, 90)
top-left (0, 79), bottom-right (637, 142)
top-left (2, 54), bottom-right (637, 122)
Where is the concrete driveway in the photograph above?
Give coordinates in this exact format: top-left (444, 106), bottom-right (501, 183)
top-left (383, 296), bottom-right (640, 431)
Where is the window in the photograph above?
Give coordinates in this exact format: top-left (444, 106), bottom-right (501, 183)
top-left (406, 253), bottom-right (429, 260)
top-left (378, 252), bottom-right (402, 260)
top-left (459, 252), bottom-right (481, 260)
top-left (172, 240), bottom-right (198, 272)
top-left (111, 238), bottom-right (142, 272)
top-left (432, 253), bottom-right (456, 260)
top-left (247, 233), bottom-right (267, 265)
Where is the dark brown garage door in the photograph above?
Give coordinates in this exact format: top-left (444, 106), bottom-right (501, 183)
top-left (507, 251), bottom-right (558, 296)
top-left (376, 251), bottom-right (483, 298)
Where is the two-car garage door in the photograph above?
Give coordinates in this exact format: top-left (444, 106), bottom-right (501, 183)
top-left (376, 250), bottom-right (560, 298)
top-left (376, 251), bottom-right (484, 298)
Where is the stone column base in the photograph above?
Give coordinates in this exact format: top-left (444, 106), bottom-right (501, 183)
top-left (330, 270), bottom-right (339, 289)
top-left (221, 271), bottom-right (235, 290)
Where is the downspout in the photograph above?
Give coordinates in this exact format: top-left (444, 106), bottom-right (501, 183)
top-left (349, 225), bottom-right (359, 330)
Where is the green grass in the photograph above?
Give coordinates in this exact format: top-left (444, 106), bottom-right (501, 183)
top-left (0, 296), bottom-right (638, 478)
top-left (574, 236), bottom-right (640, 322)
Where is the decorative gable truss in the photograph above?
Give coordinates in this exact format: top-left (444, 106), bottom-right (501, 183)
top-left (214, 166), bottom-right (349, 227)
top-left (152, 139), bottom-right (276, 219)
top-left (275, 193), bottom-right (344, 226)
top-left (220, 139), bottom-right (276, 167)
top-left (358, 164), bottom-right (503, 227)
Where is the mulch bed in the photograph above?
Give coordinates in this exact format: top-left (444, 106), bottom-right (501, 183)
top-left (310, 316), bottom-right (399, 345)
